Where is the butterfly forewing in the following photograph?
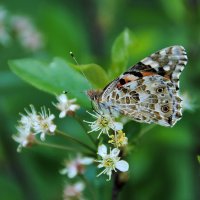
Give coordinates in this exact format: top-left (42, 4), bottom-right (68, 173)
top-left (128, 45), bottom-right (187, 90)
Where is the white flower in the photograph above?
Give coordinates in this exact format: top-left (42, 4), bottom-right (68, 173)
top-left (63, 182), bottom-right (85, 200)
top-left (20, 30), bottom-right (44, 51)
top-left (12, 125), bottom-right (35, 152)
top-left (84, 111), bottom-right (123, 138)
top-left (60, 155), bottom-right (93, 178)
top-left (11, 15), bottom-right (44, 51)
top-left (14, 105), bottom-right (56, 142)
top-left (96, 144), bottom-right (129, 181)
top-left (13, 105), bottom-right (38, 152)
top-left (22, 104), bottom-right (38, 125)
top-left (54, 93), bottom-right (80, 118)
top-left (33, 107), bottom-right (56, 141)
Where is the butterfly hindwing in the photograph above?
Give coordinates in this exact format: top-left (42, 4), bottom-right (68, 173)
top-left (103, 75), bottom-right (181, 127)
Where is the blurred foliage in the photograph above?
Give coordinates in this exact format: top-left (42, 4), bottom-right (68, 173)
top-left (0, 0), bottom-right (200, 200)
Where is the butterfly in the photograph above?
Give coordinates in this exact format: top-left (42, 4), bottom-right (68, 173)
top-left (87, 46), bottom-right (188, 127)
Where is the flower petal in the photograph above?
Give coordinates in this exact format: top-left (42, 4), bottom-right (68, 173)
top-left (59, 168), bottom-right (68, 175)
top-left (74, 182), bottom-right (85, 192)
top-left (97, 163), bottom-right (104, 168)
top-left (116, 160), bottom-right (129, 172)
top-left (97, 144), bottom-right (107, 158)
top-left (112, 122), bottom-right (123, 131)
top-left (49, 124), bottom-right (56, 132)
top-left (79, 157), bottom-right (93, 165)
top-left (111, 148), bottom-right (120, 157)
top-left (59, 111), bottom-right (66, 118)
top-left (68, 166), bottom-right (78, 178)
top-left (58, 94), bottom-right (68, 103)
top-left (48, 114), bottom-right (55, 120)
top-left (40, 133), bottom-right (46, 141)
top-left (69, 104), bottom-right (80, 111)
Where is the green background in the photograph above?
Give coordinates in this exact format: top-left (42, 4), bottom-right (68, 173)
top-left (0, 0), bottom-right (199, 199)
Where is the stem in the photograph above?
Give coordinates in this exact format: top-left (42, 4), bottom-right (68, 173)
top-left (74, 115), bottom-right (97, 147)
top-left (112, 173), bottom-right (125, 200)
top-left (35, 140), bottom-right (95, 157)
top-left (112, 149), bottom-right (127, 200)
top-left (35, 141), bottom-right (75, 152)
top-left (55, 130), bottom-right (96, 153)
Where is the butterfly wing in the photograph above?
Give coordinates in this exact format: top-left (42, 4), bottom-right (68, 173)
top-left (103, 75), bottom-right (182, 126)
top-left (125, 45), bottom-right (187, 90)
top-left (92, 46), bottom-right (187, 127)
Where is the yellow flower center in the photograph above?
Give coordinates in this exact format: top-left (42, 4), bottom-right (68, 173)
top-left (42, 122), bottom-right (49, 130)
top-left (103, 158), bottom-right (115, 168)
top-left (99, 117), bottom-right (109, 127)
top-left (108, 130), bottom-right (127, 147)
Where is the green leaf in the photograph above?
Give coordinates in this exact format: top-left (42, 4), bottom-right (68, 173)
top-left (71, 63), bottom-right (109, 88)
top-left (110, 28), bottom-right (135, 78)
top-left (8, 58), bottom-right (90, 107)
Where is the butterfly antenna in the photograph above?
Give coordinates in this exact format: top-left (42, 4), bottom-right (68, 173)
top-left (70, 51), bottom-right (79, 65)
top-left (69, 51), bottom-right (92, 89)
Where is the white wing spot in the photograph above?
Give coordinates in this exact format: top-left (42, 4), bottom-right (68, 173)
top-left (164, 65), bottom-right (170, 71)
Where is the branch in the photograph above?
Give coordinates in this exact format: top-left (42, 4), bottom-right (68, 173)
top-left (112, 172), bottom-right (126, 200)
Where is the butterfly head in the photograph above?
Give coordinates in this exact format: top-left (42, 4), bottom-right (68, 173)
top-left (86, 89), bottom-right (102, 101)
top-left (86, 89), bottom-right (105, 112)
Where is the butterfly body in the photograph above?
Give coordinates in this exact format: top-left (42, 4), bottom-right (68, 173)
top-left (87, 46), bottom-right (187, 127)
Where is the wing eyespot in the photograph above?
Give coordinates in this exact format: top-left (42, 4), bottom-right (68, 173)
top-left (161, 105), bottom-right (170, 113)
top-left (156, 87), bottom-right (165, 93)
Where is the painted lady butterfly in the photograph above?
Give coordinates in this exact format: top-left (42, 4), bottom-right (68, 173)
top-left (87, 46), bottom-right (188, 127)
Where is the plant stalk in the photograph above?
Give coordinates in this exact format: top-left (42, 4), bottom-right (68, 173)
top-left (55, 129), bottom-right (96, 153)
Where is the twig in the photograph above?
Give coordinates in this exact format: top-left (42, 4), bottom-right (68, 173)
top-left (35, 141), bottom-right (75, 151)
top-left (74, 115), bottom-right (97, 147)
top-left (55, 129), bottom-right (96, 153)
top-left (112, 172), bottom-right (126, 200)
top-left (35, 140), bottom-right (95, 157)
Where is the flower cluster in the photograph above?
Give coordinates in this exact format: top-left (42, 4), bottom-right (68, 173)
top-left (13, 94), bottom-right (87, 199)
top-left (13, 92), bottom-right (128, 198)
top-left (84, 111), bottom-right (123, 138)
top-left (0, 5), bottom-right (44, 51)
top-left (13, 94), bottom-right (81, 152)
top-left (97, 144), bottom-right (129, 181)
top-left (63, 182), bottom-right (85, 200)
top-left (60, 154), bottom-right (93, 199)
top-left (60, 155), bottom-right (93, 178)
top-left (13, 105), bottom-right (56, 152)
top-left (11, 15), bottom-right (44, 51)
top-left (53, 94), bottom-right (92, 199)
top-left (85, 109), bottom-right (129, 180)
top-left (53, 93), bottom-right (80, 118)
